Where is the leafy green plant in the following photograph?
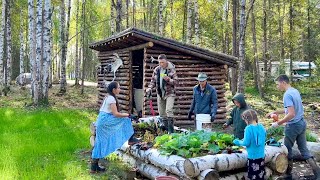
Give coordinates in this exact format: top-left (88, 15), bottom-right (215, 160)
top-left (266, 127), bottom-right (284, 141)
top-left (154, 131), bottom-right (236, 158)
top-left (306, 130), bottom-right (318, 142)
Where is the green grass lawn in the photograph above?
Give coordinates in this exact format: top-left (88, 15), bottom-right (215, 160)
top-left (0, 108), bottom-right (98, 179)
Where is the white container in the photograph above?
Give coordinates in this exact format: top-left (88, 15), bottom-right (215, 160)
top-left (134, 88), bottom-right (144, 112)
top-left (196, 114), bottom-right (212, 131)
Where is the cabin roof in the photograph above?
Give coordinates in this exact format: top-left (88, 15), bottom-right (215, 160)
top-left (89, 28), bottom-right (237, 67)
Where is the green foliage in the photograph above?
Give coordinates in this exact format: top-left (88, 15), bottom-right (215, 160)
top-left (266, 127), bottom-right (284, 141)
top-left (306, 130), bottom-right (317, 142)
top-left (154, 131), bottom-right (236, 158)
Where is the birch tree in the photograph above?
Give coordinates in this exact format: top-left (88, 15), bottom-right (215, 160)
top-left (42, 0), bottom-right (52, 102)
top-left (6, 0), bottom-right (12, 87)
top-left (59, 0), bottom-right (67, 93)
top-left (35, 0), bottom-right (42, 100)
top-left (20, 12), bottom-right (25, 75)
top-left (237, 0), bottom-right (246, 93)
top-left (28, 0), bottom-right (37, 102)
top-left (74, 0), bottom-right (80, 86)
top-left (158, 0), bottom-right (164, 35)
top-left (0, 0), bottom-right (6, 94)
top-left (186, 0), bottom-right (192, 43)
top-left (194, 0), bottom-right (200, 46)
top-left (230, 0), bottom-right (238, 95)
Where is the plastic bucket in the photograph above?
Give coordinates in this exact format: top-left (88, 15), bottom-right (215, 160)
top-left (134, 88), bottom-right (144, 112)
top-left (155, 176), bottom-right (179, 180)
top-left (196, 114), bottom-right (212, 131)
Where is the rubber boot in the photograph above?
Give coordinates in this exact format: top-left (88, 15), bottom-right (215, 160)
top-left (276, 159), bottom-right (293, 180)
top-left (167, 117), bottom-right (174, 134)
top-left (306, 158), bottom-right (320, 180)
top-left (90, 158), bottom-right (105, 173)
top-left (161, 117), bottom-right (169, 132)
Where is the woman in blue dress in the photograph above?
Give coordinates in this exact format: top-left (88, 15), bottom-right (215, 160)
top-left (91, 81), bottom-right (139, 173)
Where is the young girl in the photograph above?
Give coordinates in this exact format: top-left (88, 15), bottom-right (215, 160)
top-left (233, 109), bottom-right (266, 180)
top-left (91, 81), bottom-right (139, 173)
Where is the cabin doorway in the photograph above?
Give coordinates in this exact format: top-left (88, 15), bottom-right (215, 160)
top-left (132, 49), bottom-right (144, 117)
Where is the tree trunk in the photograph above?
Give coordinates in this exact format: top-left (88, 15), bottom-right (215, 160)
top-left (197, 169), bottom-right (220, 180)
top-left (170, 0), bottom-right (173, 38)
top-left (6, 0), bottom-right (12, 87)
top-left (81, 0), bottom-right (86, 94)
top-left (114, 0), bottom-right (122, 33)
top-left (0, 0), bottom-right (6, 94)
top-left (28, 0), bottom-right (37, 101)
top-left (223, 0), bottom-right (229, 54)
top-left (132, 0), bottom-right (136, 27)
top-left (289, 0), bottom-right (293, 81)
top-left (116, 150), bottom-right (179, 180)
top-left (126, 0), bottom-right (129, 28)
top-left (65, 0), bottom-right (71, 54)
top-left (237, 0), bottom-right (246, 93)
top-left (292, 141), bottom-right (320, 162)
top-left (74, 0), bottom-right (80, 86)
top-left (42, 0), bottom-right (52, 103)
top-left (268, 152), bottom-right (288, 174)
top-left (194, 0), bottom-right (199, 46)
top-left (20, 12), bottom-right (25, 75)
top-left (121, 144), bottom-right (190, 178)
top-left (35, 0), bottom-right (43, 101)
top-left (158, 0), bottom-right (164, 35)
top-left (263, 0), bottom-right (268, 84)
top-left (184, 145), bottom-right (288, 177)
top-left (251, 4), bottom-right (264, 98)
top-left (59, 0), bottom-right (67, 94)
top-left (186, 0), bottom-right (192, 44)
top-left (143, 0), bottom-right (146, 29)
top-left (230, 0), bottom-right (237, 95)
top-left (110, 1), bottom-right (115, 35)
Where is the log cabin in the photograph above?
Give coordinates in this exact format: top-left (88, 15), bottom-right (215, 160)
top-left (89, 28), bottom-right (237, 128)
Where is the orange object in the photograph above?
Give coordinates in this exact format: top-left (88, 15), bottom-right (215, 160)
top-left (270, 114), bottom-right (279, 122)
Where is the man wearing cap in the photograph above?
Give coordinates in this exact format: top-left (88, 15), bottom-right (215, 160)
top-left (188, 73), bottom-right (218, 123)
top-left (146, 54), bottom-right (178, 134)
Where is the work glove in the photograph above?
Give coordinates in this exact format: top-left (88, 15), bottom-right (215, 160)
top-left (187, 111), bottom-right (193, 120)
top-left (233, 138), bottom-right (241, 146)
top-left (210, 114), bottom-right (215, 122)
top-left (271, 122), bottom-right (279, 128)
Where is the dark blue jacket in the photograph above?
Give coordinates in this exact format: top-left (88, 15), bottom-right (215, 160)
top-left (189, 83), bottom-right (218, 117)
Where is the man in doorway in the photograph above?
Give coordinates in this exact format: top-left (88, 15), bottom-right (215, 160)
top-left (146, 54), bottom-right (178, 134)
top-left (188, 73), bottom-right (218, 124)
top-left (266, 74), bottom-right (320, 180)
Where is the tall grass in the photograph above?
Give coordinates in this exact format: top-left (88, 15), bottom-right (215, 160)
top-left (0, 108), bottom-right (98, 179)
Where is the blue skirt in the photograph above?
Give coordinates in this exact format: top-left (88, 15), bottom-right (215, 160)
top-left (92, 112), bottom-right (134, 159)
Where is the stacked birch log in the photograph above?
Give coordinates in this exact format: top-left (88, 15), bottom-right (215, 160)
top-left (117, 144), bottom-right (289, 180)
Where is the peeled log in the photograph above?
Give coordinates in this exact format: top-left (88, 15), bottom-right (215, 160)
top-left (121, 144), bottom-right (190, 178)
top-left (115, 150), bottom-right (180, 180)
top-left (268, 152), bottom-right (288, 174)
top-left (292, 141), bottom-right (320, 162)
top-left (197, 169), bottom-right (219, 180)
top-left (219, 167), bottom-right (272, 180)
top-left (184, 145), bottom-right (288, 177)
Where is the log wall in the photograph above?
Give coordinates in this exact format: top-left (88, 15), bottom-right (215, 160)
top-left (143, 47), bottom-right (228, 128)
top-left (96, 45), bottom-right (228, 128)
top-left (97, 51), bottom-right (132, 111)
